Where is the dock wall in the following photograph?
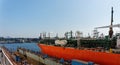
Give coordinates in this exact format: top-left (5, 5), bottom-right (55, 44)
top-left (18, 49), bottom-right (62, 65)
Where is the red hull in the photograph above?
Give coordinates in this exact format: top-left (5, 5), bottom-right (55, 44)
top-left (38, 44), bottom-right (120, 65)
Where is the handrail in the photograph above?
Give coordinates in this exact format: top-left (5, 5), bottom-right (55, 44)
top-left (2, 48), bottom-right (17, 65)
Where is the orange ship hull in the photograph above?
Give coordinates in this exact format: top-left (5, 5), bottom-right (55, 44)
top-left (38, 44), bottom-right (120, 65)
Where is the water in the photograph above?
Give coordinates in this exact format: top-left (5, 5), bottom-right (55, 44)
top-left (0, 43), bottom-right (41, 52)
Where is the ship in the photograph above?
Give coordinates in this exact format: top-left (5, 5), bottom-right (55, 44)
top-left (37, 7), bottom-right (120, 65)
top-left (38, 43), bottom-right (120, 65)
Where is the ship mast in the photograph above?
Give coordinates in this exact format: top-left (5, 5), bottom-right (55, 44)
top-left (109, 7), bottom-right (114, 39)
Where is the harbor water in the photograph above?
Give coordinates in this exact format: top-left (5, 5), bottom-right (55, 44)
top-left (0, 43), bottom-right (41, 52)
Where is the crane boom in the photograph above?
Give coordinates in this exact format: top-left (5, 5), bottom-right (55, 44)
top-left (95, 24), bottom-right (120, 29)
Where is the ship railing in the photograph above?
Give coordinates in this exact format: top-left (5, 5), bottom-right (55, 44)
top-left (1, 47), bottom-right (18, 65)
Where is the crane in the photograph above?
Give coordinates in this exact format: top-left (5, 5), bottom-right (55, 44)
top-left (94, 7), bottom-right (120, 39)
top-left (94, 24), bottom-right (120, 39)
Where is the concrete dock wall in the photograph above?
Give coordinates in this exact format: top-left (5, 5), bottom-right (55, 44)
top-left (18, 49), bottom-right (62, 65)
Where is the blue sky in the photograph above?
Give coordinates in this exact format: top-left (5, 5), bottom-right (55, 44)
top-left (0, 0), bottom-right (120, 38)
